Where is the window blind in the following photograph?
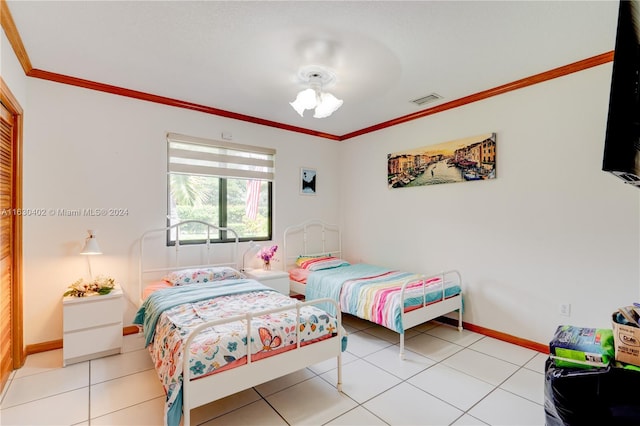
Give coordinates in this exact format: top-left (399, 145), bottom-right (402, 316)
top-left (167, 132), bottom-right (275, 181)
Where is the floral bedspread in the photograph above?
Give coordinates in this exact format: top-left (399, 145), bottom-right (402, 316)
top-left (142, 283), bottom-right (338, 426)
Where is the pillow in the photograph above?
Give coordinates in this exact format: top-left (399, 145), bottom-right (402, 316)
top-left (295, 254), bottom-right (331, 267)
top-left (143, 280), bottom-right (172, 299)
top-left (296, 256), bottom-right (350, 271)
top-left (289, 267), bottom-right (311, 283)
top-left (164, 267), bottom-right (244, 286)
top-left (209, 266), bottom-right (245, 281)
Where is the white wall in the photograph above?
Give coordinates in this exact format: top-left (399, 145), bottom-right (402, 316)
top-left (21, 79), bottom-right (342, 344)
top-left (338, 63), bottom-right (640, 345)
top-left (6, 26), bottom-right (640, 349)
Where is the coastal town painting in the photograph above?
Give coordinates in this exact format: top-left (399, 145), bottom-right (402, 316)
top-left (387, 132), bottom-right (496, 189)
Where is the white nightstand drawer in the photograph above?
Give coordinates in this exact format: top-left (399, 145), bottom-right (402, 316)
top-left (63, 323), bottom-right (122, 360)
top-left (63, 296), bottom-right (122, 332)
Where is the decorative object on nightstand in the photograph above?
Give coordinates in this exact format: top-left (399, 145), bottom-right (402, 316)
top-left (258, 245), bottom-right (278, 270)
top-left (80, 229), bottom-right (102, 278)
top-left (241, 240), bottom-right (260, 272)
top-left (65, 230), bottom-right (113, 297)
top-left (244, 268), bottom-right (289, 295)
top-left (63, 275), bottom-right (115, 297)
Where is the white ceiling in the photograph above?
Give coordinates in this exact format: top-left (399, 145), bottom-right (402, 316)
top-left (5, 1), bottom-right (620, 138)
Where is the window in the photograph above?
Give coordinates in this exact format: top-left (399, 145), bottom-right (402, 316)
top-left (167, 133), bottom-right (274, 244)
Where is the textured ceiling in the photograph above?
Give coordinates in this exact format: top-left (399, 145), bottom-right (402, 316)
top-left (5, 1), bottom-right (620, 138)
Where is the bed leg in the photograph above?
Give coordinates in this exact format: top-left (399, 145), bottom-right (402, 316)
top-left (457, 308), bottom-right (463, 331)
top-left (336, 353), bottom-right (343, 392)
top-left (399, 333), bottom-right (405, 360)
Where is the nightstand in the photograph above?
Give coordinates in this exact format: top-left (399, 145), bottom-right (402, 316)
top-left (63, 287), bottom-right (123, 366)
top-left (244, 269), bottom-right (290, 295)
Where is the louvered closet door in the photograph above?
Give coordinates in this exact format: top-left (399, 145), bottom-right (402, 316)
top-left (0, 101), bottom-right (14, 391)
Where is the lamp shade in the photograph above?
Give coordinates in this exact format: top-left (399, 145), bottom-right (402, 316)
top-left (80, 230), bottom-right (102, 255)
top-left (241, 241), bottom-right (260, 271)
top-left (289, 88), bottom-right (317, 117)
top-left (313, 92), bottom-right (343, 118)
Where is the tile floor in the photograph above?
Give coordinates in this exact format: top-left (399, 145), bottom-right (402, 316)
top-left (0, 315), bottom-right (549, 425)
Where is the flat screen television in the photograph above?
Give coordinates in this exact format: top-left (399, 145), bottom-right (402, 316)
top-left (602, 0), bottom-right (640, 186)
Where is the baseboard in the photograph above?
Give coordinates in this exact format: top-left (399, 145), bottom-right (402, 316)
top-left (123, 325), bottom-right (140, 335)
top-left (25, 339), bottom-right (62, 355)
top-left (437, 316), bottom-right (549, 353)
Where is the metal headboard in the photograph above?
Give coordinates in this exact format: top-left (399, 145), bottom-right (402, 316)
top-left (138, 220), bottom-right (239, 304)
top-left (283, 219), bottom-right (342, 270)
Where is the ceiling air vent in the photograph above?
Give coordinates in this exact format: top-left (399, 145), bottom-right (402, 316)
top-left (411, 93), bottom-right (443, 106)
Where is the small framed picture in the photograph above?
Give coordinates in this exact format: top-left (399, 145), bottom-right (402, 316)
top-left (300, 167), bottom-right (317, 195)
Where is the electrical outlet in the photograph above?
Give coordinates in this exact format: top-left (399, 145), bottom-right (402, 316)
top-left (560, 303), bottom-right (571, 316)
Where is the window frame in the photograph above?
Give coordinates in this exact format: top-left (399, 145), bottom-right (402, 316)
top-left (166, 133), bottom-right (274, 246)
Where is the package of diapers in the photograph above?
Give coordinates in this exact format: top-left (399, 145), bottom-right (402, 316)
top-left (549, 325), bottom-right (614, 369)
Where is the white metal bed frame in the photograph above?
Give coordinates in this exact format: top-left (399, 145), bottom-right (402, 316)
top-left (138, 220), bottom-right (240, 304)
top-left (283, 219), bottom-right (343, 296)
top-left (137, 220), bottom-right (343, 425)
top-left (180, 298), bottom-right (343, 426)
top-left (283, 219), bottom-right (463, 358)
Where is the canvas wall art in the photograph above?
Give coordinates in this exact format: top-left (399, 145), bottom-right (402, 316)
top-left (388, 132), bottom-right (496, 189)
top-left (300, 167), bottom-right (317, 195)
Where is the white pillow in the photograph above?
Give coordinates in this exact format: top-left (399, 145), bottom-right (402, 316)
top-left (164, 267), bottom-right (244, 286)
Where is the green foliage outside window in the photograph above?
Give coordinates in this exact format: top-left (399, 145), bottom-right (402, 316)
top-left (169, 174), bottom-right (271, 243)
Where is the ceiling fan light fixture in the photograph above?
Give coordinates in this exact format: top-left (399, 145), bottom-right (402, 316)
top-left (290, 66), bottom-right (342, 118)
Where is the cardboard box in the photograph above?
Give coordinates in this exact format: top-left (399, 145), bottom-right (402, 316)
top-left (612, 314), bottom-right (640, 366)
top-left (549, 325), bottom-right (613, 369)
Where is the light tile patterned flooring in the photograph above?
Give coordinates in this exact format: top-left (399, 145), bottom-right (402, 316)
top-left (0, 315), bottom-right (548, 425)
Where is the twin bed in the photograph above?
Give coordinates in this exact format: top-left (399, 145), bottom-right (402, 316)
top-left (134, 219), bottom-right (463, 425)
top-left (133, 221), bottom-right (344, 426)
top-left (283, 219), bottom-right (463, 358)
